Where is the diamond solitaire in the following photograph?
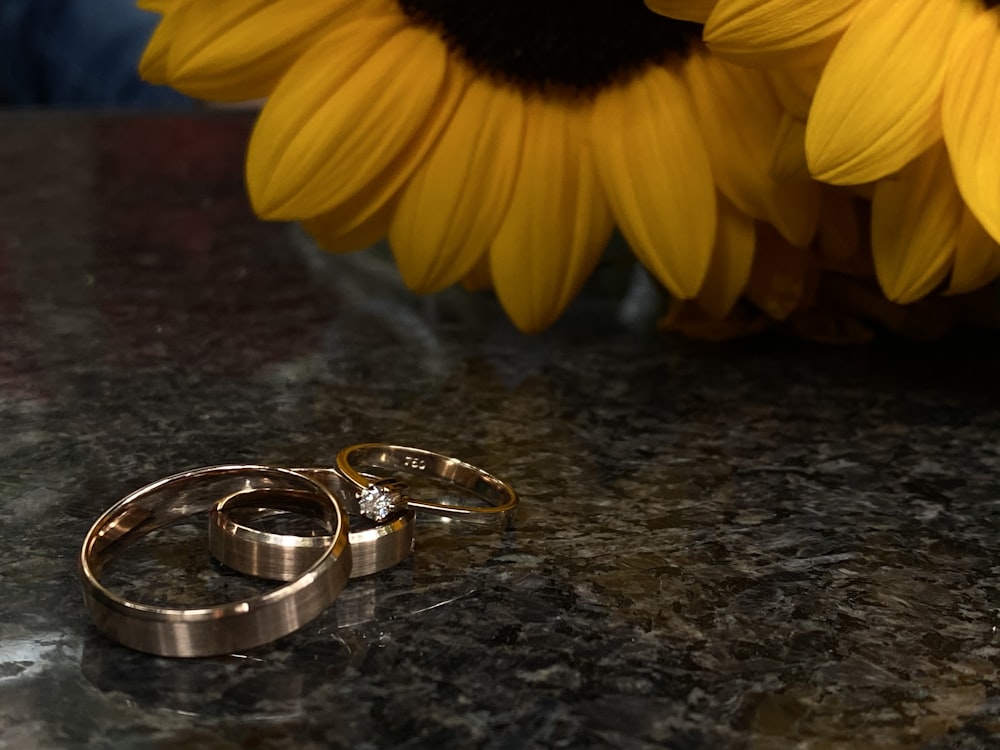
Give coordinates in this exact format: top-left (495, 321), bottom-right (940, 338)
top-left (357, 478), bottom-right (409, 522)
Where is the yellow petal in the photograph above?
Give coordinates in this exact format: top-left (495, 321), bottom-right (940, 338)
top-left (942, 9), bottom-right (1000, 246)
top-left (767, 65), bottom-right (823, 120)
top-left (246, 19), bottom-right (465, 220)
top-left (460, 253), bottom-right (493, 292)
top-left (696, 194), bottom-right (755, 318)
top-left (161, 0), bottom-right (390, 102)
top-left (590, 65), bottom-right (715, 299)
top-left (947, 207), bottom-right (1000, 295)
top-left (771, 182), bottom-right (820, 249)
top-left (705, 0), bottom-right (862, 66)
top-left (684, 52), bottom-right (818, 247)
top-left (871, 145), bottom-right (962, 303)
top-left (140, 7), bottom-right (188, 84)
top-left (806, 0), bottom-right (973, 184)
top-left (769, 114), bottom-right (810, 182)
top-left (744, 227), bottom-right (817, 320)
top-left (302, 199), bottom-right (395, 255)
top-left (489, 98), bottom-right (614, 333)
top-left (683, 53), bottom-right (769, 219)
top-left (389, 78), bottom-right (525, 294)
top-left (645, 0), bottom-right (715, 22)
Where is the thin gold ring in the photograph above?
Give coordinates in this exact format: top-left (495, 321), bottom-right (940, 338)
top-left (335, 444), bottom-right (519, 527)
top-left (209, 468), bottom-right (414, 581)
top-left (77, 465), bottom-right (351, 658)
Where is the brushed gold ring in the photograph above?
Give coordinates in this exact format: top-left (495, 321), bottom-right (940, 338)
top-left (77, 465), bottom-right (351, 658)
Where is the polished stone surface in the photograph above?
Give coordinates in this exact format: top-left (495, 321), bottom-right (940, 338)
top-left (1, 113), bottom-right (1000, 749)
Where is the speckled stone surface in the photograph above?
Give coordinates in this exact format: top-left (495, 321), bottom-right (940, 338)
top-left (1, 113), bottom-right (1000, 749)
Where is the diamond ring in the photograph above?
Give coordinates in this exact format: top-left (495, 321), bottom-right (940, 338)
top-left (335, 444), bottom-right (519, 527)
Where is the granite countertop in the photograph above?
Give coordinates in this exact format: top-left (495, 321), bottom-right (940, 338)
top-left (1, 112), bottom-right (999, 749)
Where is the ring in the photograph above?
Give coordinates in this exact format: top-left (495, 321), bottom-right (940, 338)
top-left (209, 468), bottom-right (415, 581)
top-left (335, 444), bottom-right (519, 527)
top-left (77, 465), bottom-right (351, 658)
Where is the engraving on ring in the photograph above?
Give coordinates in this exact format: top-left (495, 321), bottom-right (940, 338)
top-left (403, 456), bottom-right (427, 471)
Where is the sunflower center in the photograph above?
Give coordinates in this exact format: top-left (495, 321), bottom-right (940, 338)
top-left (985, 0), bottom-right (1000, 8)
top-left (396, 1), bottom-right (701, 97)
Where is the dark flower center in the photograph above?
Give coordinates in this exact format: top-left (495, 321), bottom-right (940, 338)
top-left (396, 1), bottom-right (701, 97)
top-left (986, 0), bottom-right (1000, 8)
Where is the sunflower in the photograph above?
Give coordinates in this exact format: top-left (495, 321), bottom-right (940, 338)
top-left (710, 0), bottom-right (1000, 297)
top-left (139, 0), bottom-right (821, 332)
top-left (648, 0), bottom-right (1000, 306)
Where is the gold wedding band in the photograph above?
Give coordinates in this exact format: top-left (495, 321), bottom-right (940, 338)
top-left (209, 468), bottom-right (414, 581)
top-left (335, 444), bottom-right (519, 527)
top-left (78, 465), bottom-right (351, 658)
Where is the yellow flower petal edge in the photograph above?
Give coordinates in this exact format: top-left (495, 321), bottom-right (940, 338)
top-left (644, 0), bottom-right (715, 23)
top-left (489, 97), bottom-right (614, 333)
top-left (805, 0), bottom-right (972, 185)
top-left (770, 115), bottom-right (810, 183)
top-left (767, 65), bottom-right (824, 121)
top-left (140, 5), bottom-right (189, 84)
top-left (590, 64), bottom-right (715, 299)
top-left (871, 145), bottom-right (962, 303)
top-left (246, 16), bottom-right (464, 220)
top-left (948, 208), bottom-right (1000, 295)
top-left (460, 253), bottom-right (493, 292)
top-left (705, 0), bottom-right (862, 66)
top-left (682, 53), bottom-right (771, 222)
top-left (942, 9), bottom-right (1000, 247)
top-left (303, 199), bottom-right (396, 255)
top-left (696, 193), bottom-right (755, 319)
top-left (275, 57), bottom-right (468, 241)
top-left (683, 50), bottom-right (818, 248)
top-left (389, 77), bottom-right (526, 294)
top-left (161, 0), bottom-right (387, 102)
